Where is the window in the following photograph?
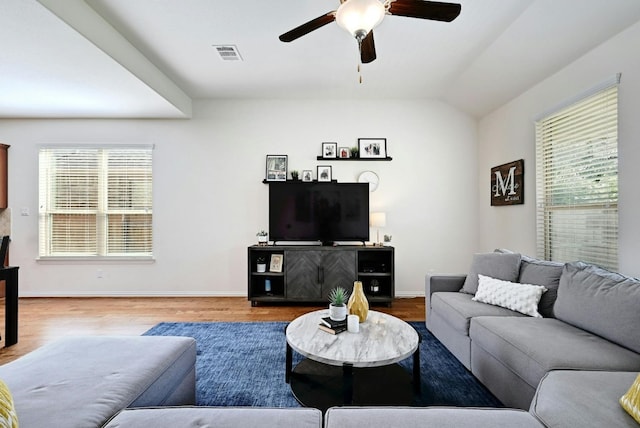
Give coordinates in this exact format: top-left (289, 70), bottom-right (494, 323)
top-left (535, 81), bottom-right (618, 270)
top-left (39, 146), bottom-right (153, 259)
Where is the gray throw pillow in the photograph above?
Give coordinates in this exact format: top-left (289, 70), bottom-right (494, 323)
top-left (460, 252), bottom-right (522, 295)
top-left (519, 255), bottom-right (564, 318)
top-left (554, 261), bottom-right (640, 354)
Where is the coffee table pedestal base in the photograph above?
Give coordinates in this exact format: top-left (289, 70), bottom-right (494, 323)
top-left (290, 358), bottom-right (413, 412)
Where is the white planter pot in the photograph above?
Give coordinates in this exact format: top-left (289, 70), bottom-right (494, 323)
top-left (256, 263), bottom-right (266, 273)
top-left (329, 304), bottom-right (347, 321)
top-left (257, 236), bottom-right (268, 246)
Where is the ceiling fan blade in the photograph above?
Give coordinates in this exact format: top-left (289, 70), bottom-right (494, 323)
top-left (279, 12), bottom-right (336, 42)
top-left (360, 31), bottom-right (377, 64)
top-left (389, 0), bottom-right (461, 22)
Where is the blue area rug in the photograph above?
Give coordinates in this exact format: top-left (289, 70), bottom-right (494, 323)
top-left (143, 321), bottom-right (502, 408)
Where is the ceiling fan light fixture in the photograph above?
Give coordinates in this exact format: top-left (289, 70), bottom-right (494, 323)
top-left (335, 0), bottom-right (386, 38)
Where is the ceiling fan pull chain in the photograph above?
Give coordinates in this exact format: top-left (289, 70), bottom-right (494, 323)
top-left (356, 36), bottom-right (364, 84)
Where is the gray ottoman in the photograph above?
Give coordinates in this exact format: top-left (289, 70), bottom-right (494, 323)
top-left (0, 336), bottom-right (196, 428)
top-left (324, 406), bottom-right (544, 428)
top-left (104, 407), bottom-right (323, 428)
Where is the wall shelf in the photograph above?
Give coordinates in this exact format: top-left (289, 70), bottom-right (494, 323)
top-left (316, 156), bottom-right (392, 161)
top-left (262, 179), bottom-right (338, 184)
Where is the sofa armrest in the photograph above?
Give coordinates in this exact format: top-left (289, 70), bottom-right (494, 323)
top-left (425, 274), bottom-right (467, 323)
top-left (426, 274), bottom-right (467, 296)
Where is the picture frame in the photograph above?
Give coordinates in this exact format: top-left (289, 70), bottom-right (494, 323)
top-left (339, 147), bottom-right (350, 159)
top-left (302, 170), bottom-right (313, 182)
top-left (322, 142), bottom-right (338, 159)
top-left (269, 254), bottom-right (283, 273)
top-left (491, 159), bottom-right (524, 206)
top-left (317, 165), bottom-right (332, 182)
top-left (358, 138), bottom-right (387, 158)
top-left (265, 155), bottom-right (288, 181)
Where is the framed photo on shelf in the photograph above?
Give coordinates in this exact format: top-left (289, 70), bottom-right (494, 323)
top-left (317, 165), bottom-right (332, 182)
top-left (339, 147), bottom-right (350, 158)
top-left (302, 170), bottom-right (313, 182)
top-left (265, 155), bottom-right (288, 181)
top-left (322, 142), bottom-right (338, 158)
top-left (358, 138), bottom-right (387, 158)
top-left (269, 254), bottom-right (283, 272)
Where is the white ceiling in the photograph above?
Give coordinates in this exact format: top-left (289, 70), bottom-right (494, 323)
top-left (2, 0), bottom-right (640, 119)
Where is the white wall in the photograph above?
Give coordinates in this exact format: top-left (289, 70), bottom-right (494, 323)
top-left (4, 98), bottom-right (478, 296)
top-left (478, 20), bottom-right (640, 277)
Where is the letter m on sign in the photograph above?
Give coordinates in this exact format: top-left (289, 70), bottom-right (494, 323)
top-left (490, 159), bottom-right (524, 206)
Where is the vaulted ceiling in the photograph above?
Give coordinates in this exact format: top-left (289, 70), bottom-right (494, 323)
top-left (2, 0), bottom-right (640, 119)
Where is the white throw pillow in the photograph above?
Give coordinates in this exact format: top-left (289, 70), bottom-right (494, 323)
top-left (473, 274), bottom-right (548, 318)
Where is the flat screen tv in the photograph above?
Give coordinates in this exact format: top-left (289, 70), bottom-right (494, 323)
top-left (269, 182), bottom-right (370, 245)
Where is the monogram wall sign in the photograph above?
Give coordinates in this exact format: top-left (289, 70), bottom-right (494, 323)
top-left (491, 159), bottom-right (524, 206)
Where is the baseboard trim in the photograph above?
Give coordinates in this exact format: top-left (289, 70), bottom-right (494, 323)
top-left (18, 291), bottom-right (248, 298)
top-left (19, 291), bottom-right (426, 298)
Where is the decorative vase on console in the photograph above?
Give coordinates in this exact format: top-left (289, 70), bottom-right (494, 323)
top-left (348, 280), bottom-right (369, 323)
top-left (256, 256), bottom-right (266, 273)
top-left (328, 287), bottom-right (349, 321)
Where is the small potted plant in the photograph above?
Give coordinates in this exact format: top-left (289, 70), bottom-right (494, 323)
top-left (290, 170), bottom-right (299, 181)
top-left (350, 147), bottom-right (359, 158)
top-left (256, 230), bottom-right (268, 246)
top-left (383, 234), bottom-right (392, 246)
top-left (328, 286), bottom-right (349, 321)
top-left (256, 256), bottom-right (267, 273)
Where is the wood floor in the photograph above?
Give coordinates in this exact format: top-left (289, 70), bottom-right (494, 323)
top-left (0, 296), bottom-right (425, 366)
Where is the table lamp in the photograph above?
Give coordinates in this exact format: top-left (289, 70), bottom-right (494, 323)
top-left (370, 212), bottom-right (386, 246)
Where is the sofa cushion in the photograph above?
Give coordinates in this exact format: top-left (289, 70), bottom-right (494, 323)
top-left (470, 317), bottom-right (640, 390)
top-left (531, 370), bottom-right (639, 428)
top-left (554, 261), bottom-right (640, 353)
top-left (324, 406), bottom-right (544, 428)
top-left (105, 407), bottom-right (323, 428)
top-left (431, 292), bottom-right (526, 337)
top-left (518, 256), bottom-right (564, 317)
top-left (473, 275), bottom-right (547, 318)
top-left (620, 374), bottom-right (640, 424)
top-left (461, 252), bottom-right (522, 295)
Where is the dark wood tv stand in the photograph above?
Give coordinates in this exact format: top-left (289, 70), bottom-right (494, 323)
top-left (247, 245), bottom-right (394, 307)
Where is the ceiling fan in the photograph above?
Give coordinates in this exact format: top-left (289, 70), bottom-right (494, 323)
top-left (279, 0), bottom-right (461, 64)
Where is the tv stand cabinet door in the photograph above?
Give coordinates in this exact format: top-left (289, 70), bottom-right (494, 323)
top-left (285, 250), bottom-right (323, 300)
top-left (284, 249), bottom-right (357, 301)
top-left (320, 250), bottom-right (357, 300)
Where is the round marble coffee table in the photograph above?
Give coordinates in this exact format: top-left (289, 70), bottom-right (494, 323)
top-left (285, 309), bottom-right (421, 410)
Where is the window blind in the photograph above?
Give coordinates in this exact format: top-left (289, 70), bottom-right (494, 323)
top-left (39, 146), bottom-right (153, 258)
top-left (535, 85), bottom-right (618, 270)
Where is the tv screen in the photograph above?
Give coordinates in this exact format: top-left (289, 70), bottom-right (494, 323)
top-left (269, 182), bottom-right (370, 244)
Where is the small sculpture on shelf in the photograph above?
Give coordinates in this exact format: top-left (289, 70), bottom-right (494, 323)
top-left (350, 147), bottom-right (359, 158)
top-left (256, 256), bottom-right (267, 273)
top-left (328, 287), bottom-right (349, 321)
top-left (290, 170), bottom-right (299, 181)
top-left (369, 279), bottom-right (380, 295)
top-left (256, 230), bottom-right (268, 246)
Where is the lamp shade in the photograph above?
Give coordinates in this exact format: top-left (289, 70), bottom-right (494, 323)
top-left (335, 0), bottom-right (386, 37)
top-left (370, 212), bottom-right (386, 228)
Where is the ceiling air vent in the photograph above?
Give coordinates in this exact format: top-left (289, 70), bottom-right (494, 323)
top-left (213, 45), bottom-right (243, 61)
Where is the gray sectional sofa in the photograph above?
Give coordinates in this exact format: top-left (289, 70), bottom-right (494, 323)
top-left (425, 251), bottom-right (640, 425)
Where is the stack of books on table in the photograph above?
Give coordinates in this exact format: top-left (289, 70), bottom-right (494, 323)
top-left (318, 317), bottom-right (347, 335)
